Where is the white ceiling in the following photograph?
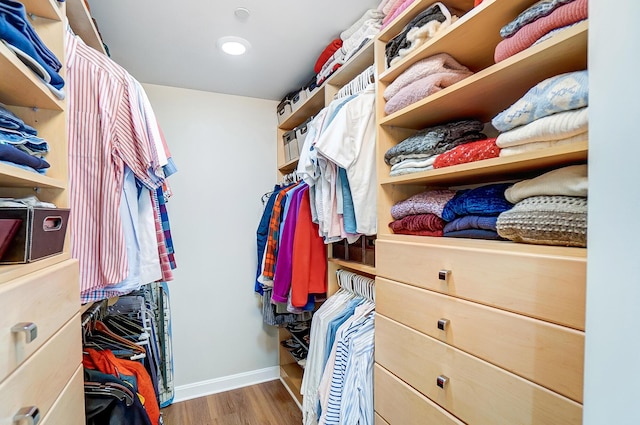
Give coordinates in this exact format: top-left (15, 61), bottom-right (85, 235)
top-left (86, 0), bottom-right (382, 101)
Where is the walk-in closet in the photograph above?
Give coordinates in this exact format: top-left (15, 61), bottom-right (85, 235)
top-left (1, 0), bottom-right (638, 424)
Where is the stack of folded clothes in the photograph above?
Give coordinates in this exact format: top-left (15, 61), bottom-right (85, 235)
top-left (315, 8), bottom-right (385, 86)
top-left (388, 189), bottom-right (455, 236)
top-left (494, 0), bottom-right (588, 63)
top-left (492, 70), bottom-right (588, 156)
top-left (0, 103), bottom-right (50, 173)
top-left (441, 183), bottom-right (514, 240)
top-left (383, 53), bottom-right (472, 115)
top-left (497, 164), bottom-right (587, 247)
top-left (0, 0), bottom-right (65, 98)
top-left (385, 2), bottom-right (461, 67)
top-left (384, 119), bottom-right (485, 176)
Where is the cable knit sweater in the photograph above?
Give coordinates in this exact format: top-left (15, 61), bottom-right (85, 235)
top-left (441, 183), bottom-right (513, 222)
top-left (492, 70), bottom-right (588, 132)
top-left (384, 119), bottom-right (485, 165)
top-left (497, 195), bottom-right (587, 247)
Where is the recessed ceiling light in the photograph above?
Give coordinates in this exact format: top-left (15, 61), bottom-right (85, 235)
top-left (217, 36), bottom-right (251, 56)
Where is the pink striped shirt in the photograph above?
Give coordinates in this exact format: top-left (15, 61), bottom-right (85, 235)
top-left (66, 32), bottom-right (164, 297)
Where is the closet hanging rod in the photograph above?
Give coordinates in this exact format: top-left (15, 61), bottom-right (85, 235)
top-left (81, 299), bottom-right (108, 329)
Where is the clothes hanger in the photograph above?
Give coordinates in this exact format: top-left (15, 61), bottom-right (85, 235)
top-left (84, 381), bottom-right (135, 407)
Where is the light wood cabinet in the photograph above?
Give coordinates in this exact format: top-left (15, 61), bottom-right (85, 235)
top-left (372, 0), bottom-right (588, 423)
top-left (0, 0), bottom-right (105, 422)
top-left (376, 315), bottom-right (583, 425)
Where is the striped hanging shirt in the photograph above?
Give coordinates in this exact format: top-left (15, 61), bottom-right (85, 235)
top-left (66, 32), bottom-right (164, 299)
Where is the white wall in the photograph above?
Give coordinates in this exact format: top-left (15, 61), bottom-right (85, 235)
top-left (142, 84), bottom-right (280, 397)
top-left (584, 1), bottom-right (640, 423)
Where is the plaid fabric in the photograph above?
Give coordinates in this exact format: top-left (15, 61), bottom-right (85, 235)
top-left (262, 185), bottom-right (297, 279)
top-left (157, 186), bottom-right (176, 269)
top-left (152, 189), bottom-right (174, 282)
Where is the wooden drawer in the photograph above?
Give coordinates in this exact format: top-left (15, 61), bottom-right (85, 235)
top-left (377, 277), bottom-right (584, 402)
top-left (0, 259), bottom-right (79, 382)
top-left (0, 314), bottom-right (82, 424)
top-left (375, 314), bottom-right (582, 425)
top-left (375, 363), bottom-right (464, 425)
top-left (376, 238), bottom-right (586, 329)
top-left (40, 366), bottom-right (85, 425)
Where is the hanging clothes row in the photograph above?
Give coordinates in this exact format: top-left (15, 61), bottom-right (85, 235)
top-left (256, 180), bottom-right (327, 313)
top-left (296, 72), bottom-right (377, 244)
top-left (301, 270), bottom-right (375, 425)
top-left (82, 285), bottom-right (174, 425)
top-left (65, 28), bottom-right (178, 303)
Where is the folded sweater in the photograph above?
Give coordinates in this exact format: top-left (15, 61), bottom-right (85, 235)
top-left (505, 164), bottom-right (587, 204)
top-left (384, 119), bottom-right (484, 165)
top-left (441, 183), bottom-right (513, 222)
top-left (492, 70), bottom-right (588, 132)
top-left (500, 0), bottom-right (577, 38)
top-left (433, 138), bottom-right (499, 168)
top-left (496, 107), bottom-right (588, 147)
top-left (494, 0), bottom-right (587, 62)
top-left (389, 213), bottom-right (445, 233)
top-left (498, 132), bottom-right (587, 157)
top-left (390, 189), bottom-right (456, 220)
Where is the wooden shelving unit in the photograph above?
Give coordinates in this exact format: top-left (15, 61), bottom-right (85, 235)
top-left (373, 0), bottom-right (588, 423)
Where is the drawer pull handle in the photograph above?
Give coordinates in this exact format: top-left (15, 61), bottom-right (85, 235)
top-left (436, 375), bottom-right (449, 389)
top-left (437, 319), bottom-right (449, 331)
top-left (438, 270), bottom-right (451, 281)
top-left (11, 322), bottom-right (38, 343)
top-left (13, 406), bottom-right (40, 425)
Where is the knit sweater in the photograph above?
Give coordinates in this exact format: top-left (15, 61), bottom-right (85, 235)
top-left (497, 195), bottom-right (587, 247)
top-left (492, 70), bottom-right (588, 132)
top-left (441, 183), bottom-right (513, 222)
top-left (505, 164), bottom-right (587, 204)
top-left (443, 215), bottom-right (498, 232)
top-left (433, 138), bottom-right (499, 168)
top-left (390, 189), bottom-right (457, 220)
top-left (384, 119), bottom-right (485, 165)
top-left (496, 107), bottom-right (588, 147)
top-left (314, 39), bottom-right (343, 74)
top-left (389, 213), bottom-right (445, 233)
top-left (389, 17), bottom-right (458, 67)
top-left (494, 0), bottom-right (587, 62)
top-left (500, 0), bottom-right (577, 38)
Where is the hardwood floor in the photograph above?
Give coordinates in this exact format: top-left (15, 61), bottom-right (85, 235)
top-left (161, 379), bottom-right (302, 425)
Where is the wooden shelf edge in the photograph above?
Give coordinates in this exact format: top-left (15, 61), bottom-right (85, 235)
top-left (22, 0), bottom-right (64, 21)
top-left (0, 162), bottom-right (67, 189)
top-left (280, 364), bottom-right (303, 406)
top-left (324, 40), bottom-right (375, 87)
top-left (278, 158), bottom-right (299, 173)
top-left (66, 0), bottom-right (108, 55)
top-left (0, 252), bottom-right (73, 286)
top-left (379, 20), bottom-right (588, 129)
top-left (379, 141), bottom-right (588, 186)
top-left (329, 258), bottom-right (377, 276)
top-left (279, 86), bottom-right (325, 131)
top-left (376, 234), bottom-right (587, 259)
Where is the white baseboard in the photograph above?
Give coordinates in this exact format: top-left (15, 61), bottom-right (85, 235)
top-left (173, 366), bottom-right (280, 403)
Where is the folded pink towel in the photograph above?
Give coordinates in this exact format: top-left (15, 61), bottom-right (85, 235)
top-left (494, 0), bottom-right (587, 62)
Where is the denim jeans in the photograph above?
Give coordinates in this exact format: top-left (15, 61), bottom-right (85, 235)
top-left (0, 103), bottom-right (36, 134)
